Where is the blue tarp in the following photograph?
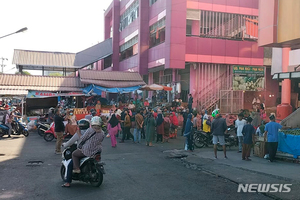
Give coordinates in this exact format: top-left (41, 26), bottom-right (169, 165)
top-left (82, 84), bottom-right (141, 95)
top-left (278, 131), bottom-right (300, 158)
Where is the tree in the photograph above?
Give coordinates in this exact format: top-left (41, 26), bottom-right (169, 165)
top-left (15, 71), bottom-right (31, 75)
top-left (48, 72), bottom-right (63, 76)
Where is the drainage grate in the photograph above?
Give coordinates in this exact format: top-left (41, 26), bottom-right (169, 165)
top-left (0, 154), bottom-right (5, 156)
top-left (26, 161), bottom-right (44, 167)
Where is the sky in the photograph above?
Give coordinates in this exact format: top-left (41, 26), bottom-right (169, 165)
top-left (0, 0), bottom-right (113, 74)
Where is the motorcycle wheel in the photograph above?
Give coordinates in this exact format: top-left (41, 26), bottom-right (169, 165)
top-left (194, 136), bottom-right (206, 148)
top-left (37, 128), bottom-right (44, 137)
top-left (60, 165), bottom-right (67, 182)
top-left (44, 133), bottom-right (54, 142)
top-left (89, 164), bottom-right (103, 187)
top-left (22, 130), bottom-right (29, 137)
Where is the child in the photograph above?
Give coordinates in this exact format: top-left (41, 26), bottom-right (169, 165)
top-left (242, 117), bottom-right (256, 161)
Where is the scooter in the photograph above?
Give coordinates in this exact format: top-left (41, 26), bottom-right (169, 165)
top-left (194, 130), bottom-right (213, 148)
top-left (11, 118), bottom-right (29, 137)
top-left (37, 122), bottom-right (50, 137)
top-left (43, 122), bottom-right (71, 142)
top-left (0, 123), bottom-right (9, 137)
top-left (60, 143), bottom-right (105, 187)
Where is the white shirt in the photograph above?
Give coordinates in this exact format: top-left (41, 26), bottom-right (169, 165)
top-left (235, 119), bottom-right (246, 137)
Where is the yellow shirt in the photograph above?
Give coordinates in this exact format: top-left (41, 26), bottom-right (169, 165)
top-left (203, 119), bottom-right (211, 133)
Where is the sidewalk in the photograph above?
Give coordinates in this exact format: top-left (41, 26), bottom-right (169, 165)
top-left (162, 136), bottom-right (300, 200)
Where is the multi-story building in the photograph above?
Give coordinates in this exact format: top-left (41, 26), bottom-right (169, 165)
top-left (100, 0), bottom-right (270, 113)
top-left (259, 0), bottom-right (300, 120)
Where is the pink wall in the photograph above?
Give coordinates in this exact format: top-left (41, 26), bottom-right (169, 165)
top-left (148, 43), bottom-right (166, 64)
top-left (112, 0), bottom-right (121, 71)
top-left (258, 0), bottom-right (278, 46)
top-left (185, 37), bottom-right (264, 66)
top-left (119, 55), bottom-right (138, 71)
top-left (187, 0), bottom-right (258, 15)
top-left (165, 0), bottom-right (187, 69)
top-left (149, 0), bottom-right (167, 20)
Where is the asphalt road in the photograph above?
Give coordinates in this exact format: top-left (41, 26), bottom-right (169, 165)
top-left (0, 132), bottom-right (271, 200)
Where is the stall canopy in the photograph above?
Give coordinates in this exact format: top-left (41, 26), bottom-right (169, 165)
top-left (79, 70), bottom-right (146, 88)
top-left (83, 84), bottom-right (141, 95)
top-left (140, 84), bottom-right (172, 91)
top-left (0, 74), bottom-right (84, 96)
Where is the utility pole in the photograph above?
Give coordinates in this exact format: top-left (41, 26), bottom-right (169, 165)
top-left (0, 57), bottom-right (8, 73)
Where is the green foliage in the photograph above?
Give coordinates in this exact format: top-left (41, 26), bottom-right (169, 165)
top-left (48, 72), bottom-right (63, 76)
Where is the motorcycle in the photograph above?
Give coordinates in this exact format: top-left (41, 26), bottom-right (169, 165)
top-left (11, 118), bottom-right (29, 137)
top-left (43, 122), bottom-right (71, 142)
top-left (60, 143), bottom-right (105, 187)
top-left (37, 122), bottom-right (50, 137)
top-left (0, 123), bottom-right (9, 137)
top-left (194, 130), bottom-right (213, 148)
top-left (216, 126), bottom-right (238, 151)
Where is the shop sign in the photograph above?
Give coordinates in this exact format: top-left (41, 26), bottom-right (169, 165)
top-left (233, 66), bottom-right (265, 91)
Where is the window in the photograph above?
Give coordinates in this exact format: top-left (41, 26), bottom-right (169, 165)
top-left (186, 9), bottom-right (258, 40)
top-left (149, 17), bottom-right (166, 48)
top-left (119, 0), bottom-right (139, 31)
top-left (104, 55), bottom-right (112, 69)
top-left (150, 0), bottom-right (158, 6)
top-left (120, 35), bottom-right (138, 61)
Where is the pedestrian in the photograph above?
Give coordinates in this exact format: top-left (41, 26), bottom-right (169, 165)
top-left (256, 120), bottom-right (265, 137)
top-left (211, 109), bottom-right (228, 159)
top-left (181, 109), bottom-right (188, 136)
top-left (203, 115), bottom-right (211, 133)
top-left (107, 114), bottom-right (121, 148)
top-left (242, 117), bottom-right (256, 161)
top-left (134, 110), bottom-right (144, 143)
top-left (192, 112), bottom-right (197, 129)
top-left (188, 94), bottom-right (193, 113)
top-left (54, 109), bottom-right (65, 154)
top-left (156, 113), bottom-right (164, 143)
top-left (235, 113), bottom-right (246, 153)
top-left (196, 112), bottom-right (202, 130)
top-left (184, 114), bottom-right (194, 151)
top-left (4, 109), bottom-right (13, 138)
top-left (163, 113), bottom-right (171, 143)
top-left (145, 112), bottom-right (156, 147)
top-left (264, 115), bottom-right (282, 162)
top-left (170, 112), bottom-right (179, 138)
top-left (121, 110), bottom-right (133, 142)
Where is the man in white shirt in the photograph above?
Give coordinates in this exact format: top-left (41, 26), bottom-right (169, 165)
top-left (235, 113), bottom-right (246, 153)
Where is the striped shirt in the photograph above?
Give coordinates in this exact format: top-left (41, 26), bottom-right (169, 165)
top-left (78, 127), bottom-right (105, 157)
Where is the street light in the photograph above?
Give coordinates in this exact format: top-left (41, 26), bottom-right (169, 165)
top-left (0, 27), bottom-right (28, 39)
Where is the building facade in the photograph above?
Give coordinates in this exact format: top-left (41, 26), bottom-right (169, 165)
top-left (101, 0), bottom-right (268, 113)
top-left (259, 0), bottom-right (300, 119)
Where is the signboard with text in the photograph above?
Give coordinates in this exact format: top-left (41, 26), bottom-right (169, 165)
top-left (233, 66), bottom-right (265, 91)
top-left (27, 91), bottom-right (84, 98)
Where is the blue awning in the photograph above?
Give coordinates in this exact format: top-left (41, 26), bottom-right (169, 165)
top-left (82, 84), bottom-right (141, 94)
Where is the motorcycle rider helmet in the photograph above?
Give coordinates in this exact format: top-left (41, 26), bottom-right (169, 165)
top-left (212, 109), bottom-right (220, 118)
top-left (91, 116), bottom-right (102, 126)
top-left (77, 119), bottom-right (90, 130)
top-left (90, 108), bottom-right (97, 116)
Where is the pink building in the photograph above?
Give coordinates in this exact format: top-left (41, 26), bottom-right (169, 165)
top-left (100, 0), bottom-right (268, 113)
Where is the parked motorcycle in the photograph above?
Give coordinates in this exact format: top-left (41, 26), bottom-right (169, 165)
top-left (60, 143), bottom-right (105, 187)
top-left (43, 122), bottom-right (71, 142)
top-left (11, 118), bottom-right (29, 137)
top-left (0, 123), bottom-right (9, 137)
top-left (194, 130), bottom-right (213, 148)
top-left (37, 122), bottom-right (50, 137)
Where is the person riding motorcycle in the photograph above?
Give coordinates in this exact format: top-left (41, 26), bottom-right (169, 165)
top-left (62, 116), bottom-right (105, 187)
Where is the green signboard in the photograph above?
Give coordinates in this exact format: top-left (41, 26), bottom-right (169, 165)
top-left (233, 66), bottom-right (265, 91)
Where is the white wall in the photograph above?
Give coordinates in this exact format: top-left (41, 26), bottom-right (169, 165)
top-left (271, 48), bottom-right (282, 75)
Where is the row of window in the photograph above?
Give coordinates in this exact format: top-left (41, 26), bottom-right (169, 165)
top-left (186, 9), bottom-right (258, 40)
top-left (119, 0), bottom-right (139, 32)
top-left (120, 36), bottom-right (139, 61)
top-left (149, 17), bottom-right (166, 48)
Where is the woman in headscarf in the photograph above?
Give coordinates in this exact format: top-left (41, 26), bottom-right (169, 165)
top-left (107, 114), bottom-right (121, 148)
top-left (145, 112), bottom-right (156, 147)
top-left (163, 113), bottom-right (171, 143)
top-left (169, 112), bottom-right (179, 139)
top-left (156, 113), bottom-right (164, 143)
top-left (184, 114), bottom-right (194, 151)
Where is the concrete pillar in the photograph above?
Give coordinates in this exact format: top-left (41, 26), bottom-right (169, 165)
top-left (281, 47), bottom-right (291, 104)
